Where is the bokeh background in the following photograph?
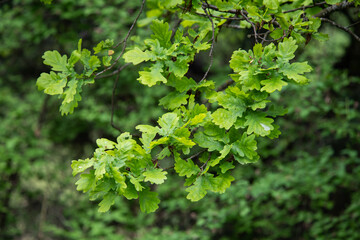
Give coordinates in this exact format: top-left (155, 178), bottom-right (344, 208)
top-left (1, 1), bottom-right (359, 239)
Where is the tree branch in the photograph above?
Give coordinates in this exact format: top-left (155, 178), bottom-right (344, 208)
top-left (320, 17), bottom-right (360, 42)
top-left (200, 0), bottom-right (216, 82)
top-left (95, 0), bottom-right (146, 77)
top-left (314, 1), bottom-right (355, 18)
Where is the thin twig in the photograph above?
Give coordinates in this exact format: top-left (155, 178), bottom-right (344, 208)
top-left (95, 63), bottom-right (131, 79)
top-left (200, 1), bottom-right (216, 82)
top-left (201, 2), bottom-right (238, 14)
top-left (188, 149), bottom-right (207, 160)
top-left (240, 10), bottom-right (259, 43)
top-left (95, 0), bottom-right (146, 77)
top-left (283, 1), bottom-right (327, 13)
top-left (347, 20), bottom-right (360, 28)
top-left (314, 1), bottom-right (355, 18)
top-left (110, 72), bottom-right (122, 132)
top-left (320, 17), bottom-right (360, 42)
top-left (200, 152), bottom-right (212, 171)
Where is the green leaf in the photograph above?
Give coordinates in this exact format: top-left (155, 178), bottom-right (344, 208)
top-left (280, 62), bottom-right (312, 84)
top-left (139, 188), bottom-right (160, 213)
top-left (71, 158), bottom-right (94, 176)
top-left (137, 64), bottom-right (167, 87)
top-left (220, 161), bottom-right (235, 173)
top-left (111, 166), bottom-right (127, 190)
top-left (123, 47), bottom-right (152, 65)
top-left (216, 90), bottom-right (247, 117)
top-left (150, 20), bottom-right (172, 47)
top-left (75, 172), bottom-right (96, 192)
top-left (261, 75), bottom-right (288, 93)
top-left (122, 181), bottom-right (138, 200)
top-left (264, 0), bottom-right (279, 9)
top-left (190, 113), bottom-right (207, 126)
top-left (231, 133), bottom-right (258, 160)
top-left (277, 37), bottom-right (297, 62)
top-left (37, 72), bottom-right (67, 95)
top-left (159, 92), bottom-right (189, 110)
top-left (143, 168), bottom-right (168, 184)
top-left (212, 108), bottom-right (238, 130)
top-left (59, 89), bottom-right (81, 115)
top-left (42, 50), bottom-right (68, 72)
top-left (186, 176), bottom-right (208, 202)
top-left (130, 177), bottom-right (144, 192)
top-left (174, 156), bottom-right (200, 177)
top-left (193, 132), bottom-right (223, 152)
top-left (167, 75), bottom-right (197, 92)
top-left (158, 113), bottom-right (179, 136)
top-left (167, 56), bottom-right (189, 77)
top-left (209, 144), bottom-right (232, 167)
top-left (98, 192), bottom-right (116, 213)
top-left (62, 79), bottom-right (78, 103)
top-left (96, 138), bottom-right (116, 149)
top-left (94, 160), bottom-right (107, 180)
top-left (230, 49), bottom-right (250, 72)
top-left (212, 173), bottom-right (234, 193)
top-left (245, 112), bottom-right (274, 136)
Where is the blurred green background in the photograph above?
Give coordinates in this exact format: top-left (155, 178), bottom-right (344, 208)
top-left (1, 1), bottom-right (359, 239)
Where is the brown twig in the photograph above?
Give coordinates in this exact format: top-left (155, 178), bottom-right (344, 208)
top-left (240, 10), bottom-right (259, 43)
top-left (95, 0), bottom-right (146, 78)
top-left (314, 1), bottom-right (355, 18)
top-left (283, 1), bottom-right (327, 13)
top-left (320, 17), bottom-right (360, 42)
top-left (95, 63), bottom-right (131, 79)
top-left (110, 72), bottom-right (122, 132)
top-left (200, 0), bottom-right (216, 82)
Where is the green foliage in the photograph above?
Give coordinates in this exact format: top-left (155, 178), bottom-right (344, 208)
top-left (2, 0), bottom-right (360, 239)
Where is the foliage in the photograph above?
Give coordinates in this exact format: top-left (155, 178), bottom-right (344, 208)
top-left (36, 0), bottom-right (332, 213)
top-left (1, 0), bottom-right (360, 239)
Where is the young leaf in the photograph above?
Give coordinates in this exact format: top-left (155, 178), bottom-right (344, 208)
top-left (277, 37), bottom-right (297, 62)
top-left (71, 158), bottom-right (94, 176)
top-left (123, 47), bottom-right (152, 65)
top-left (186, 176), bottom-right (208, 202)
top-left (75, 172), bottom-right (96, 192)
top-left (158, 113), bottom-right (179, 136)
top-left (174, 157), bottom-right (200, 177)
top-left (280, 62), bottom-right (312, 84)
top-left (150, 20), bottom-right (172, 47)
top-left (36, 72), bottom-right (67, 95)
top-left (139, 188), bottom-right (160, 213)
top-left (231, 133), bottom-right (258, 160)
top-left (245, 112), bottom-right (274, 136)
top-left (193, 132), bottom-right (223, 152)
top-left (261, 75), bottom-right (288, 93)
top-left (137, 64), bottom-right (167, 87)
top-left (159, 92), bottom-right (189, 110)
top-left (143, 168), bottom-right (168, 184)
top-left (42, 50), bottom-right (68, 72)
top-left (212, 108), bottom-right (238, 130)
top-left (98, 192), bottom-right (116, 213)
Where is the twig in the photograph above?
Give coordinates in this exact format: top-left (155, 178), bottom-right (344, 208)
top-left (110, 72), bottom-right (122, 132)
top-left (95, 63), bottom-right (131, 79)
top-left (314, 1), bottom-right (355, 18)
top-left (320, 17), bottom-right (360, 42)
top-left (200, 1), bottom-right (216, 82)
top-left (283, 1), bottom-right (327, 13)
top-left (240, 10), bottom-right (259, 43)
top-left (347, 20), bottom-right (360, 28)
top-left (95, 0), bottom-right (146, 77)
top-left (201, 2), bottom-right (238, 14)
top-left (188, 149), bottom-right (207, 160)
top-left (200, 152), bottom-right (212, 171)
top-left (216, 79), bottom-right (234, 92)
